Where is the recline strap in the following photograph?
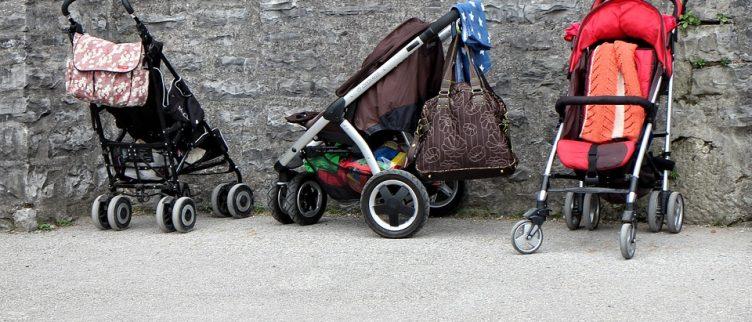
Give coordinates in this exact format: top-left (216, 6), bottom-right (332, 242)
top-left (587, 144), bottom-right (599, 179)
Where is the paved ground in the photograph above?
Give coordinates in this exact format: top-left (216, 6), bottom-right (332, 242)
top-left (0, 213), bottom-right (750, 321)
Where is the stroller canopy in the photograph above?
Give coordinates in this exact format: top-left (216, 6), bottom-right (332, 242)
top-left (569, 0), bottom-right (680, 75)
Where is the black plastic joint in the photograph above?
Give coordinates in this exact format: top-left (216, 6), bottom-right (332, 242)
top-left (322, 98), bottom-right (347, 124)
top-left (273, 161), bottom-right (287, 173)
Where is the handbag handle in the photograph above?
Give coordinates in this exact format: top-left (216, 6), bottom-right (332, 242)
top-left (438, 35), bottom-right (484, 108)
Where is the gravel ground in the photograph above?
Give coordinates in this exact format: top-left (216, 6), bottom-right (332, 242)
top-left (0, 214), bottom-right (750, 321)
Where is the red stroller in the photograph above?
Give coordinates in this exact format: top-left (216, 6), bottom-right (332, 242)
top-left (510, 0), bottom-right (686, 259)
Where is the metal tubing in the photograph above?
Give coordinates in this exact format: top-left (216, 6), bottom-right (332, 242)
top-left (340, 120), bottom-right (382, 175)
top-left (662, 76), bottom-right (675, 191)
top-left (538, 124), bottom-right (565, 202)
top-left (278, 117), bottom-right (331, 167)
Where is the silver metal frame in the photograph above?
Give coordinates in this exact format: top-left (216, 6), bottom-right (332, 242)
top-left (277, 25), bottom-right (454, 175)
top-left (538, 73), bottom-right (672, 206)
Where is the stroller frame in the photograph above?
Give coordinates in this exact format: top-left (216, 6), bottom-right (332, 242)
top-left (274, 11), bottom-right (459, 177)
top-left (271, 10), bottom-right (462, 237)
top-left (64, 0), bottom-right (251, 232)
top-left (513, 0), bottom-right (686, 259)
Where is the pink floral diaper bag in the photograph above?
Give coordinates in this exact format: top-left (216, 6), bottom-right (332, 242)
top-left (66, 33), bottom-right (149, 107)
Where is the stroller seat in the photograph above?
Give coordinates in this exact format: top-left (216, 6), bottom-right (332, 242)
top-left (557, 42), bottom-right (657, 172)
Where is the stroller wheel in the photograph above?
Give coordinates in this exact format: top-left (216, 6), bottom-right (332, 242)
top-left (106, 195), bottom-right (132, 231)
top-left (285, 175), bottom-right (327, 226)
top-left (665, 192), bottom-right (684, 234)
top-left (511, 219), bottom-right (543, 255)
top-left (156, 196), bottom-right (176, 233)
top-left (211, 183), bottom-right (233, 218)
top-left (619, 222), bottom-right (637, 259)
top-left (581, 193), bottom-right (601, 231)
top-left (428, 180), bottom-right (465, 217)
top-left (361, 170), bottom-right (429, 239)
top-left (646, 191), bottom-right (663, 233)
top-left (563, 192), bottom-right (581, 230)
top-left (269, 182), bottom-right (294, 224)
top-left (91, 195), bottom-right (111, 230)
top-left (227, 183), bottom-right (255, 219)
top-left (171, 197), bottom-right (197, 233)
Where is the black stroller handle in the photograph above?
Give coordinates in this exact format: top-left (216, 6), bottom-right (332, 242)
top-left (419, 9), bottom-right (460, 42)
top-left (62, 0), bottom-right (75, 16)
top-left (555, 96), bottom-right (656, 120)
top-left (121, 0), bottom-right (135, 15)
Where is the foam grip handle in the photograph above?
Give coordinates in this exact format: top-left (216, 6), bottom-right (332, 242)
top-left (62, 0), bottom-right (76, 16)
top-left (555, 96), bottom-right (656, 119)
top-left (419, 9), bottom-right (460, 42)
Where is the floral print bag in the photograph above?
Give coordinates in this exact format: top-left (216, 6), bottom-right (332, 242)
top-left (65, 33), bottom-right (150, 108)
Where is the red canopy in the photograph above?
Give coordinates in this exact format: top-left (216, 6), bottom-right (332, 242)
top-left (568, 0), bottom-right (678, 75)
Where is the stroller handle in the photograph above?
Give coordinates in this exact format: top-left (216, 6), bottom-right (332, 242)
top-left (61, 0), bottom-right (75, 16)
top-left (555, 96), bottom-right (656, 120)
top-left (592, 0), bottom-right (685, 18)
top-left (418, 9), bottom-right (460, 42)
top-left (62, 0), bottom-right (135, 16)
top-left (121, 0), bottom-right (135, 15)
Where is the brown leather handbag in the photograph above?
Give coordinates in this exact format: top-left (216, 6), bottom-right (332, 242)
top-left (410, 35), bottom-right (517, 180)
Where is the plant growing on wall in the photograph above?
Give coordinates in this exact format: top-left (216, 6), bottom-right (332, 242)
top-left (716, 13), bottom-right (731, 25)
top-left (690, 58), bottom-right (707, 69)
top-left (679, 11), bottom-right (701, 30)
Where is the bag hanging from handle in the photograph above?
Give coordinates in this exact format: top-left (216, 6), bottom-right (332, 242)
top-left (409, 34), bottom-right (517, 180)
top-left (65, 33), bottom-right (150, 108)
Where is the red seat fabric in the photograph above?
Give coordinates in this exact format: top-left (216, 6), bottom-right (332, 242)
top-left (568, 0), bottom-right (675, 75)
top-left (557, 140), bottom-right (637, 171)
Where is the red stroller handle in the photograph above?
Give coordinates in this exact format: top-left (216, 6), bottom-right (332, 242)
top-left (591, 0), bottom-right (685, 18)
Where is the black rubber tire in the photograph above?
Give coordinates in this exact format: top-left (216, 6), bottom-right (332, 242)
top-left (106, 195), bottom-right (132, 231)
top-left (91, 195), bottom-right (111, 230)
top-left (361, 169), bottom-right (429, 239)
top-left (581, 193), bottom-right (600, 231)
top-left (620, 222), bottom-right (637, 260)
top-left (285, 174), bottom-right (328, 226)
top-left (511, 219), bottom-right (544, 255)
top-left (211, 183), bottom-right (232, 217)
top-left (268, 181), bottom-right (294, 225)
top-left (172, 197), bottom-right (197, 233)
top-left (665, 192), bottom-right (684, 234)
top-left (646, 191), bottom-right (663, 233)
top-left (428, 180), bottom-right (466, 217)
top-left (227, 183), bottom-right (255, 219)
top-left (563, 192), bottom-right (581, 230)
top-left (156, 196), bottom-right (176, 233)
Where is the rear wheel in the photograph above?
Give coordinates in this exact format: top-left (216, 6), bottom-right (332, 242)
top-left (665, 192), bottom-right (684, 234)
top-left (581, 193), bottom-right (600, 231)
top-left (646, 191), bottom-right (663, 233)
top-left (286, 175), bottom-right (327, 226)
top-left (428, 180), bottom-right (465, 217)
top-left (563, 192), bottom-right (581, 230)
top-left (268, 181), bottom-right (294, 225)
top-left (361, 170), bottom-right (429, 239)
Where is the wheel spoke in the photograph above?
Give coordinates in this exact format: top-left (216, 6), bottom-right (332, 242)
top-left (396, 203), bottom-right (415, 217)
top-left (378, 186), bottom-right (394, 200)
top-left (438, 183), bottom-right (454, 197)
top-left (372, 205), bottom-right (389, 216)
top-left (393, 187), bottom-right (411, 202)
top-left (388, 211), bottom-right (400, 227)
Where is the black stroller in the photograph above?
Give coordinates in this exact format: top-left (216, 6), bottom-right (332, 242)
top-left (269, 11), bottom-right (466, 238)
top-left (62, 0), bottom-right (254, 233)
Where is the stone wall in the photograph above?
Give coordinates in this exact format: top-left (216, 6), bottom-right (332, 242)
top-left (0, 0), bottom-right (749, 231)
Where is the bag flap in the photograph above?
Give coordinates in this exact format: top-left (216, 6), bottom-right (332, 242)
top-left (72, 33), bottom-right (144, 73)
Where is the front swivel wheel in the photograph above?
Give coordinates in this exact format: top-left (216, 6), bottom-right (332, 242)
top-left (511, 218), bottom-right (543, 255)
top-left (619, 222), bottom-right (637, 259)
